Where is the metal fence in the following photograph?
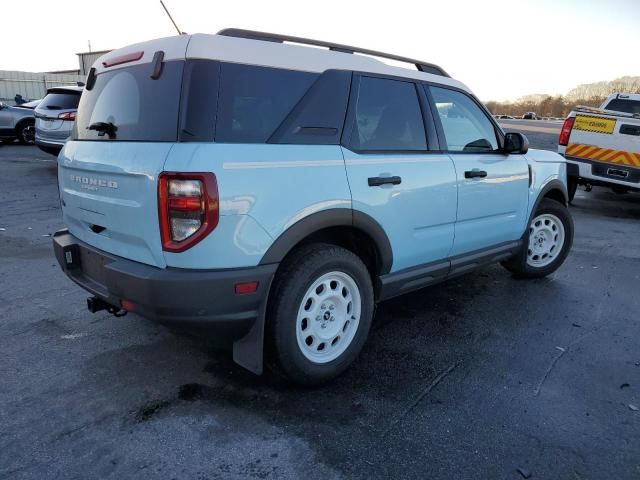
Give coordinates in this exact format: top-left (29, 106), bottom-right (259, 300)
top-left (0, 70), bottom-right (86, 104)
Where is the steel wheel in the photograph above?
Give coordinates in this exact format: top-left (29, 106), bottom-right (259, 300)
top-left (527, 213), bottom-right (565, 268)
top-left (295, 271), bottom-right (361, 364)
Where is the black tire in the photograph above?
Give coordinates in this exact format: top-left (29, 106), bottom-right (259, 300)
top-left (267, 243), bottom-right (374, 385)
top-left (502, 198), bottom-right (573, 278)
top-left (567, 176), bottom-right (578, 203)
top-left (16, 120), bottom-right (35, 145)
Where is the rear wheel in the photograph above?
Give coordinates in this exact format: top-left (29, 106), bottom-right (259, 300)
top-left (17, 121), bottom-right (35, 145)
top-left (502, 198), bottom-right (573, 278)
top-left (267, 244), bottom-right (374, 385)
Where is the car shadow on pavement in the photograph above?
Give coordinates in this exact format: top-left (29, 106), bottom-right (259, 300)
top-left (76, 264), bottom-right (577, 477)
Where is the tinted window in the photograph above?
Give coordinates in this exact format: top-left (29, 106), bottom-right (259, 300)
top-left (604, 98), bottom-right (640, 115)
top-left (216, 64), bottom-right (318, 143)
top-left (180, 60), bottom-right (220, 142)
top-left (430, 86), bottom-right (498, 152)
top-left (350, 77), bottom-right (426, 151)
top-left (38, 92), bottom-right (80, 111)
top-left (75, 61), bottom-right (184, 141)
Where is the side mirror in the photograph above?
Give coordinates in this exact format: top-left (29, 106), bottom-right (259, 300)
top-left (504, 132), bottom-right (529, 154)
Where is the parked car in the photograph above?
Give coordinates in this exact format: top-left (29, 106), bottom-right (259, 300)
top-left (522, 112), bottom-right (537, 119)
top-left (559, 93), bottom-right (640, 200)
top-left (52, 29), bottom-right (574, 385)
top-left (0, 101), bottom-right (37, 144)
top-left (497, 115), bottom-right (515, 119)
top-left (34, 86), bottom-right (83, 155)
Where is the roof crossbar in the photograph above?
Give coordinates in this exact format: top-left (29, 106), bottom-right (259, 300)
top-left (217, 28), bottom-right (450, 77)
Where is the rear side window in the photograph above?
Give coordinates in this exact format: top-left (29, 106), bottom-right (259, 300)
top-left (429, 86), bottom-right (498, 152)
top-left (604, 98), bottom-right (640, 115)
top-left (38, 91), bottom-right (80, 111)
top-left (215, 64), bottom-right (318, 143)
top-left (349, 76), bottom-right (426, 151)
top-left (75, 61), bottom-right (184, 142)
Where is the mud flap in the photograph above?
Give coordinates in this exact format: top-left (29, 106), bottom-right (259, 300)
top-left (232, 274), bottom-right (274, 375)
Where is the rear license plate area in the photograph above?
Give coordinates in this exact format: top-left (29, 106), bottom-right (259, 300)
top-left (607, 167), bottom-right (629, 179)
top-left (80, 247), bottom-right (109, 287)
top-left (591, 163), bottom-right (640, 183)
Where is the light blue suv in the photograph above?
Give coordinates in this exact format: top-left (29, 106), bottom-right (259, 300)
top-left (53, 29), bottom-right (573, 384)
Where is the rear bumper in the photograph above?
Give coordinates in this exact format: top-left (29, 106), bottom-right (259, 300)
top-left (565, 156), bottom-right (640, 191)
top-left (52, 229), bottom-right (277, 339)
top-left (35, 137), bottom-right (66, 148)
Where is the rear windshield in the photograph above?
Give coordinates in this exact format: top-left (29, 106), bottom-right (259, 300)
top-left (604, 99), bottom-right (640, 115)
top-left (38, 92), bottom-right (80, 111)
top-left (75, 61), bottom-right (183, 142)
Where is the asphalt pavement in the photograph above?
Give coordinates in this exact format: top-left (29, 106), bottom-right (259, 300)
top-left (1, 131), bottom-right (639, 479)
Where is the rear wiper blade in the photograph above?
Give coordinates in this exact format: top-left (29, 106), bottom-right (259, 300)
top-left (88, 121), bottom-right (117, 139)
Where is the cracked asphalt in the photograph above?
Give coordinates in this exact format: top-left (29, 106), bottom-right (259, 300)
top-left (1, 130), bottom-right (639, 479)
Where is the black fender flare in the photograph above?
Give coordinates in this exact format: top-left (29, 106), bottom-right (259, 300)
top-left (525, 179), bottom-right (568, 232)
top-left (259, 208), bottom-right (393, 274)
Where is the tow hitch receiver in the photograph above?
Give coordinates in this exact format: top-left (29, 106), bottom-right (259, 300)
top-left (87, 296), bottom-right (128, 317)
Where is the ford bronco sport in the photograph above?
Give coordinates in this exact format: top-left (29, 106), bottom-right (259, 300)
top-left (53, 29), bottom-right (573, 385)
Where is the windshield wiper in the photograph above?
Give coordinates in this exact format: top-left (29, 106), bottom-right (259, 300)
top-left (88, 121), bottom-right (117, 139)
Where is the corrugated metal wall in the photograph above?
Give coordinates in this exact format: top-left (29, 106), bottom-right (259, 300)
top-left (78, 52), bottom-right (109, 75)
top-left (0, 71), bottom-right (86, 104)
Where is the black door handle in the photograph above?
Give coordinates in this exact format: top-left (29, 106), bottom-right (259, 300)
top-left (368, 176), bottom-right (402, 187)
top-left (464, 170), bottom-right (487, 179)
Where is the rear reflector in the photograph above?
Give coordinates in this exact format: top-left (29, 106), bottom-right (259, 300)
top-left (158, 172), bottom-right (219, 252)
top-left (559, 117), bottom-right (575, 146)
top-left (102, 51), bottom-right (144, 68)
top-left (235, 282), bottom-right (259, 295)
top-left (120, 299), bottom-right (135, 311)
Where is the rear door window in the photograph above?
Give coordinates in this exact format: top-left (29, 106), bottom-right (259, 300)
top-left (215, 64), bottom-right (318, 143)
top-left (75, 61), bottom-right (184, 141)
top-left (429, 86), bottom-right (498, 152)
top-left (349, 76), bottom-right (427, 151)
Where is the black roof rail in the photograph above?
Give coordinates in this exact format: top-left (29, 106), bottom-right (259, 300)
top-left (217, 28), bottom-right (450, 77)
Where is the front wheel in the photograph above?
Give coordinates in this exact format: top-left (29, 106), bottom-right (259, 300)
top-left (502, 198), bottom-right (574, 278)
top-left (267, 244), bottom-right (374, 385)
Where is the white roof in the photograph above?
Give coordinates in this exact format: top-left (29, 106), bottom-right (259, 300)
top-left (94, 33), bottom-right (471, 92)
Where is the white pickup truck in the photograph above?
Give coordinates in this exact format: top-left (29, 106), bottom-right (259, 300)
top-left (558, 93), bottom-right (640, 201)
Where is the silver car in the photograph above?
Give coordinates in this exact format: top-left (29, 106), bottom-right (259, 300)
top-left (0, 101), bottom-right (38, 144)
top-left (35, 86), bottom-right (83, 155)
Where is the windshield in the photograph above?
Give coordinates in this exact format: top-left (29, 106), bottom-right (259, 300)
top-left (74, 61), bottom-right (183, 142)
top-left (38, 92), bottom-right (80, 111)
top-left (604, 98), bottom-right (640, 115)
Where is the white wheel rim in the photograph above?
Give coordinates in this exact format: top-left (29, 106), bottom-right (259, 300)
top-left (296, 271), bottom-right (361, 364)
top-left (527, 213), bottom-right (565, 268)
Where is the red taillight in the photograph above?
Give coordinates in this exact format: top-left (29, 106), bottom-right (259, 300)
top-left (559, 117), bottom-right (575, 146)
top-left (58, 112), bottom-right (76, 121)
top-left (158, 172), bottom-right (219, 252)
top-left (102, 51), bottom-right (144, 68)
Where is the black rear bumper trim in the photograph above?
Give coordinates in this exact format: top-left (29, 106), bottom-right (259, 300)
top-left (52, 229), bottom-right (277, 339)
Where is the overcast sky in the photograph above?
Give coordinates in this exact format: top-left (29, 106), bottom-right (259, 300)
top-left (2, 0), bottom-right (639, 101)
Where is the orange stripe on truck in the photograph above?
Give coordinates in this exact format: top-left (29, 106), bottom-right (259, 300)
top-left (565, 143), bottom-right (640, 168)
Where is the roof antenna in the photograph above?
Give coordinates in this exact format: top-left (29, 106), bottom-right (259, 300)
top-left (159, 0), bottom-right (186, 35)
